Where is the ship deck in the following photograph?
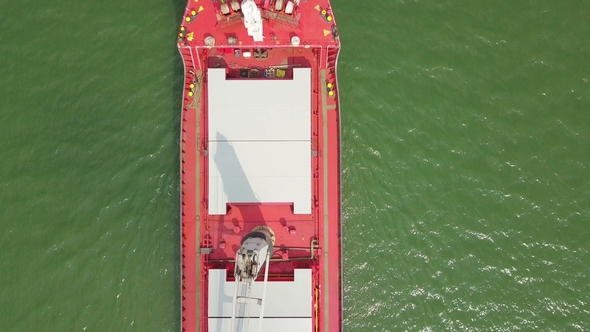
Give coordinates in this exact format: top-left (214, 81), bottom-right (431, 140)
top-left (177, 1), bottom-right (341, 331)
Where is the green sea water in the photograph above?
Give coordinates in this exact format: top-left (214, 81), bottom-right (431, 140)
top-left (1, 0), bottom-right (589, 331)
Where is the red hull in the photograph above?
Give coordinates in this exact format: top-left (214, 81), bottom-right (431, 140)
top-left (177, 1), bottom-right (341, 331)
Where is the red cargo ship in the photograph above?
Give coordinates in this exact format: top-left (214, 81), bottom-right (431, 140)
top-left (177, 1), bottom-right (341, 331)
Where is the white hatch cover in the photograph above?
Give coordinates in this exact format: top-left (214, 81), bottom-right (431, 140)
top-left (207, 68), bottom-right (312, 215)
top-left (208, 269), bottom-right (312, 332)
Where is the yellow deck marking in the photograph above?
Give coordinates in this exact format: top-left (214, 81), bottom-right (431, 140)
top-left (323, 29), bottom-right (331, 37)
top-left (315, 5), bottom-right (320, 11)
top-left (198, 5), bottom-right (204, 12)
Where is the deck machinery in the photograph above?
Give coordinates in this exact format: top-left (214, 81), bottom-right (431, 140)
top-left (230, 227), bottom-right (273, 332)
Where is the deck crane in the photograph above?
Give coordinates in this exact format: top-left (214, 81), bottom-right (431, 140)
top-left (230, 226), bottom-right (275, 332)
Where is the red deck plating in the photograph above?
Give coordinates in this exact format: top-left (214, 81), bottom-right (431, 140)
top-left (177, 1), bottom-right (341, 331)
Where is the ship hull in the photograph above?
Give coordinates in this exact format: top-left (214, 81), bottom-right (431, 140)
top-left (177, 1), bottom-right (342, 331)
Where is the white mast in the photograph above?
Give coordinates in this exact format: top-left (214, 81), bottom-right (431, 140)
top-left (241, 0), bottom-right (264, 42)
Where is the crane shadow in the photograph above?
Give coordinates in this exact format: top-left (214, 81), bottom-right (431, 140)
top-left (213, 132), bottom-right (265, 224)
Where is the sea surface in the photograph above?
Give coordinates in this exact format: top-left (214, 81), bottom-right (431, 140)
top-left (1, 0), bottom-right (589, 331)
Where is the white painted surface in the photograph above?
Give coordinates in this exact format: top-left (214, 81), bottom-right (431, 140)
top-left (207, 269), bottom-right (312, 318)
top-left (208, 318), bottom-right (312, 332)
top-left (208, 68), bottom-right (311, 142)
top-left (208, 141), bottom-right (311, 214)
top-left (207, 68), bottom-right (312, 215)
